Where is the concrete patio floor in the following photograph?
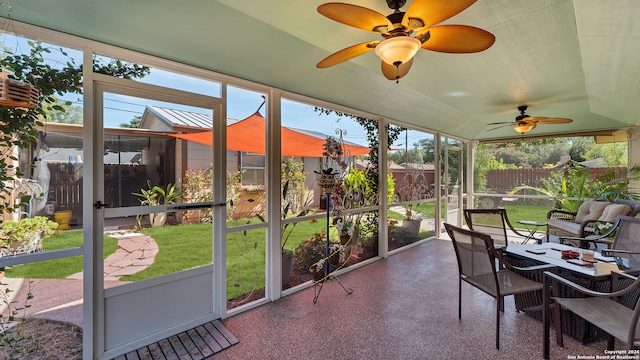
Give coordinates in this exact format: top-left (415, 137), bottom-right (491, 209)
top-left (0, 233), bottom-right (624, 359)
top-left (218, 238), bottom-right (620, 360)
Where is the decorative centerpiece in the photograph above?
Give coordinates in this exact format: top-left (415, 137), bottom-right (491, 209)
top-left (593, 221), bottom-right (616, 239)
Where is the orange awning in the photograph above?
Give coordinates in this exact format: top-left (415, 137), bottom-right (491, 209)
top-left (167, 112), bottom-right (371, 157)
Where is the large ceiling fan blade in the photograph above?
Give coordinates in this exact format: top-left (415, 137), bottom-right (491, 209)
top-left (487, 121), bottom-right (516, 126)
top-left (487, 124), bottom-right (514, 132)
top-left (403, 0), bottom-right (477, 30)
top-left (420, 25), bottom-right (495, 53)
top-left (318, 3), bottom-right (393, 34)
top-left (381, 57), bottom-right (414, 81)
top-left (317, 41), bottom-right (379, 68)
top-left (529, 117), bottom-right (573, 124)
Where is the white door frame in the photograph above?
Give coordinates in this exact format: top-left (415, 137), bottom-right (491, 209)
top-left (86, 73), bottom-right (224, 359)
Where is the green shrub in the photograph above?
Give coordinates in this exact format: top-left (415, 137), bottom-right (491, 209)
top-left (1, 216), bottom-right (59, 248)
top-left (293, 233), bottom-right (326, 273)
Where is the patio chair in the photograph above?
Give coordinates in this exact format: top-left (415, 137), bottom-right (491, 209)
top-left (445, 223), bottom-right (555, 349)
top-left (542, 270), bottom-right (640, 359)
top-left (463, 208), bottom-right (532, 249)
top-left (559, 215), bottom-right (640, 269)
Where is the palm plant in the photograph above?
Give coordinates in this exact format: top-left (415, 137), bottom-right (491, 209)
top-left (132, 181), bottom-right (182, 227)
top-left (510, 163), bottom-right (640, 212)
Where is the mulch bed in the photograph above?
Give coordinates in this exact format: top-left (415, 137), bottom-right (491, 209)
top-left (0, 318), bottom-right (83, 359)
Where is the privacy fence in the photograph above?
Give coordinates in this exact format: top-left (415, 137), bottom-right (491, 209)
top-left (486, 167), bottom-right (625, 192)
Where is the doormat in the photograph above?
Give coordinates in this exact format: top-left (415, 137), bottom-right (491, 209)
top-left (113, 319), bottom-right (238, 360)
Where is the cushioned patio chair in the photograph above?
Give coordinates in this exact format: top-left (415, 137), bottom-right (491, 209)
top-left (445, 223), bottom-right (555, 349)
top-left (547, 199), bottom-right (640, 247)
top-left (543, 270), bottom-right (640, 359)
top-left (560, 215), bottom-right (640, 268)
top-left (463, 208), bottom-right (533, 248)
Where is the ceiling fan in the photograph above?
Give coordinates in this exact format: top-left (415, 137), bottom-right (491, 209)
top-left (316, 0), bottom-right (495, 81)
top-left (488, 105), bottom-right (573, 134)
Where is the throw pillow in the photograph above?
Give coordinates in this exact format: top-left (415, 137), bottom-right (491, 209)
top-left (598, 204), bottom-right (632, 223)
top-left (575, 201), bottom-right (611, 223)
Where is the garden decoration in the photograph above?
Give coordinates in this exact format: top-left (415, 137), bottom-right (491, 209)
top-left (311, 130), bottom-right (353, 303)
top-left (394, 145), bottom-right (432, 235)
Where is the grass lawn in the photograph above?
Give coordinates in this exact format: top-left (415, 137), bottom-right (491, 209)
top-left (123, 219), bottom-right (330, 300)
top-left (122, 224), bottom-right (214, 281)
top-left (392, 201), bottom-right (550, 229)
top-left (5, 230), bottom-right (118, 279)
top-left (500, 203), bottom-right (550, 225)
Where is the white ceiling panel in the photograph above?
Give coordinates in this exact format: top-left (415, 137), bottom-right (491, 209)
top-left (2, 0), bottom-right (640, 140)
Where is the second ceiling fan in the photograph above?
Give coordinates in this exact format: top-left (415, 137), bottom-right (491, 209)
top-left (488, 105), bottom-right (573, 134)
top-left (316, 0), bottom-right (495, 81)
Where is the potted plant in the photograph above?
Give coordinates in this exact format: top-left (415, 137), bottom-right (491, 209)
top-left (133, 181), bottom-right (182, 227)
top-left (402, 206), bottom-right (421, 235)
top-left (1, 216), bottom-right (60, 256)
top-left (293, 232), bottom-right (328, 282)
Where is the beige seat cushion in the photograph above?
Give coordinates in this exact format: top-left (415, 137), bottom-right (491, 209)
top-left (598, 204), bottom-right (632, 223)
top-left (547, 218), bottom-right (582, 235)
top-left (575, 201), bottom-right (611, 223)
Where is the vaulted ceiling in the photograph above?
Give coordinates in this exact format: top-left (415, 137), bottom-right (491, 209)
top-left (3, 0), bottom-right (640, 141)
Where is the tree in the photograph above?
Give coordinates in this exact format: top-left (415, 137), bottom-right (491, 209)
top-left (120, 115), bottom-right (142, 128)
top-left (584, 142), bottom-right (628, 167)
top-left (568, 136), bottom-right (594, 162)
top-left (43, 98), bottom-right (82, 124)
top-left (417, 137), bottom-right (435, 163)
top-left (474, 144), bottom-right (497, 192)
top-left (0, 39), bottom-right (149, 217)
top-left (387, 150), bottom-right (407, 165)
top-left (493, 143), bottom-right (534, 167)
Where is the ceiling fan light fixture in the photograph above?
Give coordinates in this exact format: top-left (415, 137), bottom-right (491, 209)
top-left (513, 123), bottom-right (536, 134)
top-left (374, 36), bottom-right (421, 66)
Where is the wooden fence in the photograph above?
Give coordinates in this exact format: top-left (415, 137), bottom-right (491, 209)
top-left (485, 167), bottom-right (626, 192)
top-left (47, 163), bottom-right (149, 226)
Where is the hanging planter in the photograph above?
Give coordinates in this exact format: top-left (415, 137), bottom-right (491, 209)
top-left (0, 71), bottom-right (39, 109)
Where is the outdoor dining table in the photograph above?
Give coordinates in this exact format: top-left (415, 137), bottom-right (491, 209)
top-left (503, 243), bottom-right (640, 344)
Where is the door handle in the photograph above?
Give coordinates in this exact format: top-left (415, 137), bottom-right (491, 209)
top-left (94, 201), bottom-right (109, 209)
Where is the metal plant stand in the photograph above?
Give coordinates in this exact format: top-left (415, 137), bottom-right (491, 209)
top-left (313, 174), bottom-right (353, 304)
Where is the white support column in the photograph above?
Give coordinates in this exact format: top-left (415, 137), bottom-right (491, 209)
top-left (82, 46), bottom-right (103, 359)
top-left (379, 119), bottom-right (389, 258)
top-left (267, 90), bottom-right (282, 300)
top-left (434, 135), bottom-right (441, 234)
top-left (467, 141), bottom-right (476, 210)
top-left (212, 83), bottom-right (228, 317)
top-left (628, 126), bottom-right (640, 193)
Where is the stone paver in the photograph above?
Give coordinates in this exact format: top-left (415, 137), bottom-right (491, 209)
top-left (66, 230), bottom-right (158, 280)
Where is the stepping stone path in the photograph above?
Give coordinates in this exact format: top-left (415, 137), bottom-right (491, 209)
top-left (67, 230), bottom-right (158, 281)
